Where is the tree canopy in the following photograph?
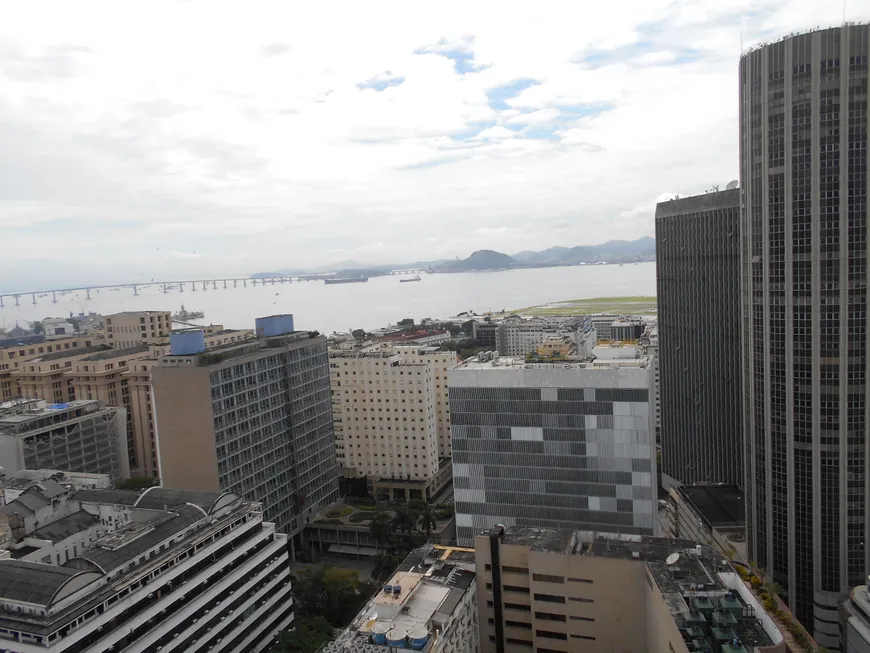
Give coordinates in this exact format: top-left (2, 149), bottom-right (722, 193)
top-left (270, 616), bottom-right (333, 653)
top-left (292, 566), bottom-right (377, 627)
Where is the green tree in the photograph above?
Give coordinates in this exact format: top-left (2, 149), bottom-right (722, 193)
top-left (351, 328), bottom-right (367, 340)
top-left (115, 476), bottom-right (157, 491)
top-left (293, 566), bottom-right (376, 627)
top-left (369, 512), bottom-right (392, 550)
top-left (397, 318), bottom-right (415, 327)
top-left (31, 321), bottom-right (44, 335)
top-left (391, 505), bottom-right (418, 535)
top-left (372, 551), bottom-right (401, 582)
top-left (272, 616), bottom-right (333, 653)
top-left (419, 503), bottom-right (437, 537)
top-left (461, 320), bottom-right (474, 335)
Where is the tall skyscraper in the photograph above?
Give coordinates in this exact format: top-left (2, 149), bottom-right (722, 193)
top-left (740, 25), bottom-right (869, 648)
top-left (152, 316), bottom-right (339, 547)
top-left (449, 347), bottom-right (656, 547)
top-left (655, 189), bottom-right (742, 485)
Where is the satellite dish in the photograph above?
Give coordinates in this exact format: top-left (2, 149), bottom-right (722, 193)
top-left (666, 553), bottom-right (680, 565)
top-left (725, 180), bottom-right (739, 190)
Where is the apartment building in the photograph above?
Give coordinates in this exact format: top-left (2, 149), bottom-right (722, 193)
top-left (0, 335), bottom-right (102, 402)
top-left (370, 343), bottom-right (458, 458)
top-left (330, 349), bottom-right (448, 502)
top-left (476, 525), bottom-right (785, 653)
top-left (103, 311), bottom-right (171, 349)
top-left (152, 316), bottom-right (339, 542)
top-left (449, 347), bottom-right (656, 547)
top-left (0, 485), bottom-right (293, 653)
top-left (322, 543), bottom-right (478, 653)
top-left (0, 399), bottom-right (128, 479)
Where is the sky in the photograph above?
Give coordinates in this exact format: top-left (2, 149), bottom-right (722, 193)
top-left (1, 1), bottom-right (866, 289)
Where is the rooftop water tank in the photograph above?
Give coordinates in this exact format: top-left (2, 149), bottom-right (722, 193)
top-left (408, 626), bottom-right (429, 650)
top-left (371, 622), bottom-right (391, 645)
top-left (170, 330), bottom-right (206, 355)
top-left (383, 585), bottom-right (393, 593)
top-left (255, 314), bottom-right (295, 337)
top-left (392, 585), bottom-right (402, 595)
top-left (386, 629), bottom-right (407, 648)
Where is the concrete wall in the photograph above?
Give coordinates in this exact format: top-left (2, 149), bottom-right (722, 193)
top-left (151, 366), bottom-right (220, 492)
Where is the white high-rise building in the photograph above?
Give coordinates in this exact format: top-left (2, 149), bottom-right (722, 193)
top-left (0, 485), bottom-right (293, 653)
top-left (329, 350), bottom-right (450, 501)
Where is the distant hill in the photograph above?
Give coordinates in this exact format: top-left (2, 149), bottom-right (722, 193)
top-left (513, 236), bottom-right (655, 265)
top-left (438, 250), bottom-right (518, 272)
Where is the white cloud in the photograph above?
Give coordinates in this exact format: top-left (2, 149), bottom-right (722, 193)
top-left (0, 0), bottom-right (866, 287)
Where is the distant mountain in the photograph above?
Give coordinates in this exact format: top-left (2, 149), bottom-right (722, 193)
top-left (437, 250), bottom-right (518, 272)
top-left (512, 236), bottom-right (655, 265)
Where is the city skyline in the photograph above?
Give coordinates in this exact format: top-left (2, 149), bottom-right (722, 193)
top-left (2, 2), bottom-right (867, 289)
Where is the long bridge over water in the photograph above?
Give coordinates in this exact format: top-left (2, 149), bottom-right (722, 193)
top-left (0, 271), bottom-right (428, 308)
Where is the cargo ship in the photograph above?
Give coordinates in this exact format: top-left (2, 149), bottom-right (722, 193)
top-left (324, 277), bottom-right (368, 285)
top-left (172, 304), bottom-right (205, 320)
top-left (400, 275), bottom-right (421, 283)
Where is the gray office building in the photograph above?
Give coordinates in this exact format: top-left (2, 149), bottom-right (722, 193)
top-left (153, 316), bottom-right (339, 543)
top-left (655, 188), bottom-right (742, 485)
top-left (448, 348), bottom-right (656, 547)
top-left (740, 25), bottom-right (870, 648)
top-left (0, 399), bottom-right (129, 479)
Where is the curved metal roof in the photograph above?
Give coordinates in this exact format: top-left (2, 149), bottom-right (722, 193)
top-left (0, 560), bottom-right (100, 607)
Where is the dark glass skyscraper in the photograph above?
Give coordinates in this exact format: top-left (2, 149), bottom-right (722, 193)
top-left (740, 25), bottom-right (869, 648)
top-left (656, 188), bottom-right (742, 485)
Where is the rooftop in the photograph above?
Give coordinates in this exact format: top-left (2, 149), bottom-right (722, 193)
top-left (679, 484), bottom-right (746, 530)
top-left (79, 345), bottom-right (150, 361)
top-left (0, 561), bottom-right (98, 607)
top-left (27, 345), bottom-right (111, 363)
top-left (491, 526), bottom-right (781, 652)
top-left (31, 511), bottom-right (99, 544)
top-left (454, 350), bottom-right (649, 370)
top-left (322, 544), bottom-right (476, 653)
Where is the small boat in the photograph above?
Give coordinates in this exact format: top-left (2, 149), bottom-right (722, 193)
top-left (400, 275), bottom-right (421, 283)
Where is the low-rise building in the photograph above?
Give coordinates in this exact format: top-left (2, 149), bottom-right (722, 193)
top-left (41, 318), bottom-right (77, 337)
top-left (449, 348), bottom-right (656, 546)
top-left (383, 330), bottom-right (453, 346)
top-left (0, 400), bottom-right (128, 479)
top-left (496, 316), bottom-right (595, 358)
top-left (476, 525), bottom-right (785, 653)
top-left (321, 543), bottom-right (478, 653)
top-left (841, 583), bottom-right (870, 653)
top-left (664, 484), bottom-right (747, 562)
top-left (0, 486), bottom-right (293, 653)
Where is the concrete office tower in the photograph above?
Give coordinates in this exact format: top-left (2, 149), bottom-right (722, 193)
top-left (330, 350), bottom-right (451, 501)
top-left (102, 310), bottom-right (171, 349)
top-left (449, 348), bottom-right (656, 547)
top-left (0, 399), bottom-right (129, 478)
top-left (0, 487), bottom-right (293, 653)
top-left (152, 315), bottom-right (339, 542)
top-left (475, 526), bottom-right (785, 653)
top-left (655, 189), bottom-right (741, 485)
top-left (740, 25), bottom-right (870, 647)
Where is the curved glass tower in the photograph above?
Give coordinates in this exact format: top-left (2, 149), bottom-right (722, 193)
top-left (740, 24), bottom-right (869, 648)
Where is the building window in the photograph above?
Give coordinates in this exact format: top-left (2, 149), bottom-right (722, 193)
top-left (567, 577), bottom-right (593, 584)
top-left (503, 566), bottom-right (529, 574)
top-left (533, 574), bottom-right (565, 584)
top-left (533, 594), bottom-right (565, 604)
top-left (536, 630), bottom-right (567, 641)
top-left (534, 612), bottom-right (566, 622)
top-left (505, 621), bottom-right (532, 630)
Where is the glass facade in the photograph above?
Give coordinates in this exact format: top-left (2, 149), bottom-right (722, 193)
top-left (740, 25), bottom-right (869, 648)
top-left (655, 189), bottom-right (742, 485)
top-left (210, 337), bottom-right (339, 535)
top-left (450, 379), bottom-right (655, 547)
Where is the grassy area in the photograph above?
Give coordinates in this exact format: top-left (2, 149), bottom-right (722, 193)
top-left (515, 296), bottom-right (657, 316)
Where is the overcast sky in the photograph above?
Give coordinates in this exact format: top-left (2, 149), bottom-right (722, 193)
top-left (1, 1), bottom-right (866, 288)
